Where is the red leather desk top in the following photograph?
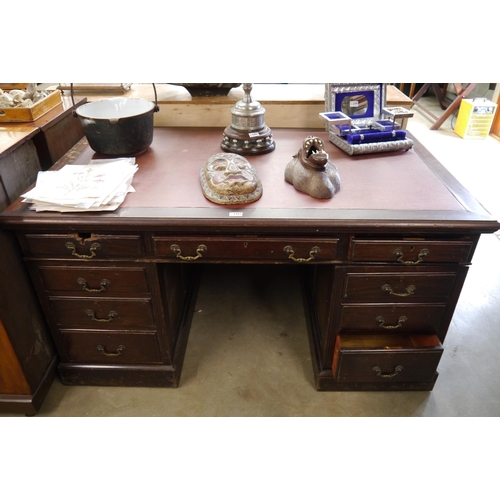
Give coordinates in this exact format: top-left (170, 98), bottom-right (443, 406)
top-left (72, 127), bottom-right (464, 212)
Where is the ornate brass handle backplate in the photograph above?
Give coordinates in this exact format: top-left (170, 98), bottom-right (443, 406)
top-left (66, 242), bottom-right (100, 259)
top-left (283, 245), bottom-right (320, 262)
top-left (393, 247), bottom-right (429, 265)
top-left (170, 244), bottom-right (207, 261)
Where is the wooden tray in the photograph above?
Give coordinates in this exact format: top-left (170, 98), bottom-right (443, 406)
top-left (0, 90), bottom-right (62, 122)
top-left (0, 83), bottom-right (30, 90)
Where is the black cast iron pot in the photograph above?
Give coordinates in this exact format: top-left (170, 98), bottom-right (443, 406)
top-left (72, 84), bottom-right (159, 156)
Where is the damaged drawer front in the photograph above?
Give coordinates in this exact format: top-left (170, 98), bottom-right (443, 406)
top-left (153, 236), bottom-right (339, 263)
top-left (61, 330), bottom-right (162, 364)
top-left (22, 233), bottom-right (145, 258)
top-left (332, 334), bottom-right (443, 383)
top-left (349, 239), bottom-right (473, 264)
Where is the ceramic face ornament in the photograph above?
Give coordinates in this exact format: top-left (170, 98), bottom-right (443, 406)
top-left (285, 136), bottom-right (341, 199)
top-left (200, 153), bottom-right (263, 204)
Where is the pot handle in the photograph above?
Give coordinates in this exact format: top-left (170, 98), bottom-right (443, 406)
top-left (70, 83), bottom-right (160, 116)
top-left (70, 83), bottom-right (76, 116)
top-left (152, 83), bottom-right (159, 112)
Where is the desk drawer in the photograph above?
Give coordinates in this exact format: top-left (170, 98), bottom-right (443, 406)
top-left (332, 334), bottom-right (443, 383)
top-left (36, 264), bottom-right (151, 295)
top-left (49, 297), bottom-right (156, 329)
top-left (153, 236), bottom-right (339, 263)
top-left (340, 304), bottom-right (447, 333)
top-left (349, 239), bottom-right (473, 264)
top-left (61, 330), bottom-right (162, 364)
top-left (342, 269), bottom-right (459, 303)
top-left (23, 233), bottom-right (144, 258)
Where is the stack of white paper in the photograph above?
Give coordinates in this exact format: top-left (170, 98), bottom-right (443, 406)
top-left (22, 158), bottom-right (138, 212)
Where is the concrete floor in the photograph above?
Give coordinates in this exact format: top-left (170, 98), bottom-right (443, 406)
top-left (3, 88), bottom-right (500, 417)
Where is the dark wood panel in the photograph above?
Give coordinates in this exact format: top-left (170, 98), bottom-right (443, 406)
top-left (23, 233), bottom-right (144, 258)
top-left (36, 264), bottom-right (150, 294)
top-left (333, 334), bottom-right (443, 383)
top-left (339, 304), bottom-right (447, 333)
top-left (61, 330), bottom-right (162, 364)
top-left (349, 239), bottom-right (474, 264)
top-left (0, 229), bottom-right (55, 390)
top-left (342, 269), bottom-right (459, 303)
top-left (33, 111), bottom-right (85, 169)
top-left (153, 236), bottom-right (338, 262)
top-left (49, 297), bottom-right (156, 329)
top-left (0, 140), bottom-right (41, 206)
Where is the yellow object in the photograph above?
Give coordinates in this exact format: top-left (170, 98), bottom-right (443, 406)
top-left (454, 98), bottom-right (497, 139)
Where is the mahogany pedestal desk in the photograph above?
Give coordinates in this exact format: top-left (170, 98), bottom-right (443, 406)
top-left (1, 128), bottom-right (498, 391)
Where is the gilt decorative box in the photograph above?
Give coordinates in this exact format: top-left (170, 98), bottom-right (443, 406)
top-left (320, 83), bottom-right (414, 155)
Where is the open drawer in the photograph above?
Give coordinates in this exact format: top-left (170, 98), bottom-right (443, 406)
top-left (332, 334), bottom-right (443, 383)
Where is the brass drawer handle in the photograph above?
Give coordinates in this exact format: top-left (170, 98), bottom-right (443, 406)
top-left (66, 242), bottom-right (100, 259)
top-left (382, 284), bottom-right (416, 297)
top-left (97, 344), bottom-right (125, 357)
top-left (376, 315), bottom-right (407, 329)
top-left (393, 247), bottom-right (429, 265)
top-left (283, 245), bottom-right (320, 262)
top-left (373, 365), bottom-right (403, 378)
top-left (170, 244), bottom-right (207, 261)
top-left (85, 310), bottom-right (118, 322)
top-left (77, 278), bottom-right (110, 292)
